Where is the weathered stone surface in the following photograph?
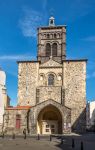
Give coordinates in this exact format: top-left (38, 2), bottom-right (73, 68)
top-left (0, 69), bottom-right (10, 133)
top-left (63, 61), bottom-right (86, 132)
top-left (40, 58), bottom-right (62, 67)
top-left (29, 100), bottom-right (71, 134)
top-left (3, 109), bottom-right (28, 135)
top-left (18, 62), bottom-right (39, 106)
top-left (36, 86), bottom-right (62, 103)
top-left (37, 26), bottom-right (66, 63)
top-left (3, 19), bottom-right (87, 135)
top-left (4, 59), bottom-right (86, 134)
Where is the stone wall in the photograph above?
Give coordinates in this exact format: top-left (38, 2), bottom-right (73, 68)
top-left (29, 100), bottom-right (71, 134)
top-left (37, 26), bottom-right (66, 63)
top-left (39, 67), bottom-right (62, 86)
top-left (16, 59), bottom-right (87, 133)
top-left (36, 86), bottom-right (62, 104)
top-left (63, 61), bottom-right (86, 132)
top-left (18, 62), bottom-right (39, 106)
top-left (3, 109), bottom-right (28, 135)
top-left (0, 69), bottom-right (8, 132)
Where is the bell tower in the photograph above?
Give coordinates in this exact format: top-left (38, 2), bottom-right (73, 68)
top-left (37, 17), bottom-right (66, 63)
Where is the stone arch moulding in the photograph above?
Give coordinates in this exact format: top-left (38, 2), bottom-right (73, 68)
top-left (46, 72), bottom-right (56, 86)
top-left (45, 41), bottom-right (59, 46)
top-left (46, 43), bottom-right (51, 56)
top-left (30, 99), bottom-right (71, 134)
top-left (45, 41), bottom-right (52, 45)
top-left (52, 41), bottom-right (59, 44)
top-left (52, 43), bottom-right (57, 56)
top-left (37, 102), bottom-right (63, 134)
top-left (35, 100), bottom-right (64, 122)
top-left (46, 72), bottom-right (57, 78)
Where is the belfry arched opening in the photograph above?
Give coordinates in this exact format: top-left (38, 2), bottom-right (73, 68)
top-left (37, 105), bottom-right (62, 134)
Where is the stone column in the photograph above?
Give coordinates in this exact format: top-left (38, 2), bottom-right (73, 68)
top-left (62, 27), bottom-right (66, 60)
top-left (30, 109), bottom-right (37, 134)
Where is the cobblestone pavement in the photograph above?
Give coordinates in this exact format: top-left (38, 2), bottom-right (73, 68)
top-left (0, 137), bottom-right (60, 150)
top-left (0, 133), bottom-right (95, 150)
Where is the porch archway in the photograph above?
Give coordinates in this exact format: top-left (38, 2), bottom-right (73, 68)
top-left (37, 105), bottom-right (62, 134)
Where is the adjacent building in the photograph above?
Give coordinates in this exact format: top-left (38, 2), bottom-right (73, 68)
top-left (4, 17), bottom-right (87, 135)
top-left (86, 101), bottom-right (95, 130)
top-left (0, 68), bottom-right (10, 132)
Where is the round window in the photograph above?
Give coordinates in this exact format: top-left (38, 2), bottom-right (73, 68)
top-left (58, 75), bottom-right (62, 81)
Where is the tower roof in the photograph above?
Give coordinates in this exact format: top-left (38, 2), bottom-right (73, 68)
top-left (49, 16), bottom-right (55, 20)
top-left (49, 16), bottom-right (55, 26)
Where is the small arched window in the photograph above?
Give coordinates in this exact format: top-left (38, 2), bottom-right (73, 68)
top-left (47, 34), bottom-right (50, 39)
top-left (54, 33), bottom-right (56, 38)
top-left (48, 74), bottom-right (54, 86)
top-left (46, 43), bottom-right (51, 56)
top-left (52, 43), bottom-right (57, 56)
top-left (57, 33), bottom-right (60, 38)
top-left (44, 34), bottom-right (46, 38)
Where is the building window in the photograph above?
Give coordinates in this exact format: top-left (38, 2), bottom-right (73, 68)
top-left (46, 129), bottom-right (49, 132)
top-left (36, 88), bottom-right (40, 103)
top-left (47, 34), bottom-right (50, 39)
top-left (46, 124), bottom-right (49, 128)
top-left (16, 114), bottom-right (21, 129)
top-left (54, 33), bottom-right (56, 38)
top-left (57, 33), bottom-right (61, 38)
top-left (39, 75), bottom-right (44, 81)
top-left (46, 43), bottom-right (51, 56)
top-left (52, 43), bottom-right (57, 56)
top-left (48, 74), bottom-right (54, 86)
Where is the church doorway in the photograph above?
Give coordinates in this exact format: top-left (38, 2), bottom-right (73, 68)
top-left (42, 120), bottom-right (58, 134)
top-left (37, 105), bottom-right (62, 134)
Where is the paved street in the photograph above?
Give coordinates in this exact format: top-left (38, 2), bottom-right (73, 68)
top-left (0, 133), bottom-right (95, 150)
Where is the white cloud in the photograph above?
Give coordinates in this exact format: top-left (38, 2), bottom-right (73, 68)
top-left (63, 0), bottom-right (95, 22)
top-left (87, 71), bottom-right (95, 80)
top-left (0, 54), bottom-right (36, 77)
top-left (7, 70), bottom-right (18, 77)
top-left (87, 61), bottom-right (95, 71)
top-left (87, 74), bottom-right (91, 79)
top-left (0, 54), bottom-right (36, 61)
top-left (42, 0), bottom-right (47, 10)
top-left (92, 72), bottom-right (95, 77)
top-left (19, 7), bottom-right (47, 37)
top-left (82, 36), bottom-right (95, 42)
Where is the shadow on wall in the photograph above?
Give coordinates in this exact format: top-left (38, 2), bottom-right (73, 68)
top-left (88, 109), bottom-right (95, 132)
top-left (72, 108), bottom-right (86, 133)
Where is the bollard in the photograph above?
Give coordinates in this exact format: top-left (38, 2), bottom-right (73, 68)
top-left (12, 133), bottom-right (15, 139)
top-left (72, 138), bottom-right (75, 148)
top-left (37, 134), bottom-right (40, 140)
top-left (81, 141), bottom-right (83, 150)
top-left (50, 135), bottom-right (52, 141)
top-left (61, 137), bottom-right (63, 144)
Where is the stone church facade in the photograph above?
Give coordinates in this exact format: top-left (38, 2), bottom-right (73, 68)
top-left (3, 17), bottom-right (87, 135)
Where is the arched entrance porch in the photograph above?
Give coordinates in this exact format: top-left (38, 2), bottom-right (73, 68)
top-left (37, 105), bottom-right (62, 134)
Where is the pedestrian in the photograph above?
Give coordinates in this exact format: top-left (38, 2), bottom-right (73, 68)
top-left (23, 128), bottom-right (26, 139)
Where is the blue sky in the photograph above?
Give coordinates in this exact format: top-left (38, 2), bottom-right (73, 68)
top-left (0, 0), bottom-right (95, 105)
